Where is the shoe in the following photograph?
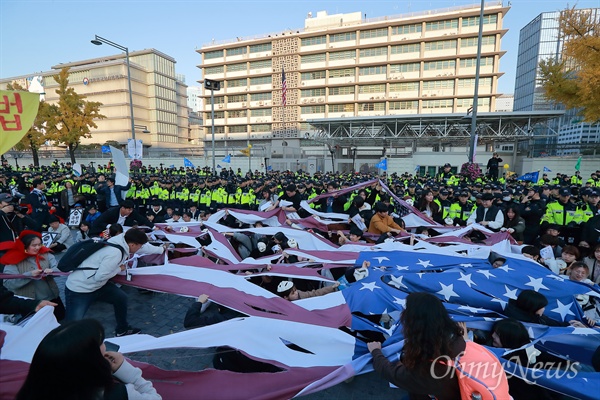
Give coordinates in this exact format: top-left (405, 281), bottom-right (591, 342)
top-left (115, 326), bottom-right (141, 337)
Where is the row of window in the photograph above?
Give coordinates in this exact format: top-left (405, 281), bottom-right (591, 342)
top-left (300, 36), bottom-right (496, 64)
top-left (297, 98), bottom-right (491, 113)
top-left (205, 59), bottom-right (273, 75)
top-left (204, 43), bottom-right (273, 60)
top-left (299, 16), bottom-right (498, 46)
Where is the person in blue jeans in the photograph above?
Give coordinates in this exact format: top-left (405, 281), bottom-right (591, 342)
top-left (65, 229), bottom-right (148, 336)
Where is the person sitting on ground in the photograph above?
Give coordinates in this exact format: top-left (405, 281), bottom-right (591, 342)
top-left (75, 221), bottom-right (91, 242)
top-left (276, 280), bottom-right (340, 301)
top-left (567, 262), bottom-right (600, 323)
top-left (337, 226), bottom-right (367, 245)
top-left (85, 205), bottom-right (101, 225)
top-left (504, 289), bottom-right (589, 327)
top-left (368, 202), bottom-right (404, 237)
top-left (183, 294), bottom-right (244, 329)
top-left (47, 215), bottom-right (74, 253)
top-left (16, 319), bottom-right (161, 400)
top-left (521, 245), bottom-right (542, 263)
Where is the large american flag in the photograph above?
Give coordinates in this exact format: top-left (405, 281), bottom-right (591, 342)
top-left (282, 67), bottom-right (287, 107)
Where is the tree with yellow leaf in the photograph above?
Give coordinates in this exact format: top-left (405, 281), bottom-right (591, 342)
top-left (539, 7), bottom-right (600, 122)
top-left (44, 67), bottom-right (105, 163)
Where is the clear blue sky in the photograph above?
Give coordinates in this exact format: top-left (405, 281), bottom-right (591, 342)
top-left (1, 0), bottom-right (599, 94)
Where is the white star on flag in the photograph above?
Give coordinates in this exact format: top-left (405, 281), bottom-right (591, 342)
top-left (496, 264), bottom-right (514, 272)
top-left (524, 276), bottom-right (549, 292)
top-left (491, 297), bottom-right (507, 309)
top-left (416, 273), bottom-right (425, 278)
top-left (527, 327), bottom-right (535, 339)
top-left (416, 259), bottom-right (433, 268)
top-left (389, 275), bottom-right (408, 289)
top-left (476, 270), bottom-right (496, 279)
top-left (457, 272), bottom-right (476, 288)
top-left (437, 283), bottom-right (459, 301)
top-left (360, 281), bottom-right (381, 292)
top-left (546, 274), bottom-right (565, 282)
top-left (549, 300), bottom-right (575, 321)
top-left (460, 263), bottom-right (473, 268)
top-left (458, 305), bottom-right (484, 313)
top-left (396, 265), bottom-right (409, 271)
top-left (393, 297), bottom-right (406, 308)
top-left (374, 256), bottom-right (389, 264)
top-left (503, 285), bottom-right (519, 300)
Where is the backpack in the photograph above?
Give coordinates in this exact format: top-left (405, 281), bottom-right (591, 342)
top-left (443, 341), bottom-right (510, 400)
top-left (57, 238), bottom-right (126, 272)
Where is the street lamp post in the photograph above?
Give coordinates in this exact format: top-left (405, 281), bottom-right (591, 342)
top-left (468, 0), bottom-right (486, 163)
top-left (91, 35), bottom-right (136, 147)
top-left (204, 79), bottom-right (221, 175)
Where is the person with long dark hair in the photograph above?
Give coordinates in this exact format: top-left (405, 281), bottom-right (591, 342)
top-left (416, 190), bottom-right (444, 224)
top-left (367, 292), bottom-right (466, 399)
top-left (16, 319), bottom-right (161, 400)
top-left (1, 231), bottom-right (65, 321)
top-left (501, 205), bottom-right (525, 243)
top-left (504, 289), bottom-right (590, 327)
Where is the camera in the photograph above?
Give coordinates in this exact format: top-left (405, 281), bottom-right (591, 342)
top-left (10, 203), bottom-right (29, 214)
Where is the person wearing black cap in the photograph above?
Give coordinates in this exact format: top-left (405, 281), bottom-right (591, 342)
top-left (448, 191), bottom-right (476, 226)
top-left (542, 187), bottom-right (579, 229)
top-left (0, 193), bottom-right (36, 242)
top-left (519, 187), bottom-right (546, 244)
top-left (436, 163), bottom-right (454, 185)
top-left (486, 152), bottom-right (503, 181)
top-left (466, 192), bottom-right (504, 231)
top-left (26, 178), bottom-right (53, 231)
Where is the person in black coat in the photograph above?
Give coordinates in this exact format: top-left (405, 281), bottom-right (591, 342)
top-left (317, 181), bottom-right (348, 214)
top-left (103, 177), bottom-right (132, 208)
top-left (486, 152), bottom-right (503, 181)
top-left (89, 200), bottom-right (154, 237)
top-left (0, 285), bottom-right (56, 315)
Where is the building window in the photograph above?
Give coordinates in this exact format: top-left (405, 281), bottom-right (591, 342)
top-left (249, 59), bottom-right (272, 69)
top-left (250, 76), bottom-right (272, 85)
top-left (389, 82), bottom-right (419, 91)
top-left (251, 108), bottom-right (272, 116)
top-left (213, 96), bottom-right (225, 104)
top-left (462, 14), bottom-right (497, 27)
top-left (390, 100), bottom-right (418, 110)
top-left (456, 97), bottom-right (490, 108)
top-left (422, 99), bottom-right (454, 108)
top-left (422, 80), bottom-right (455, 90)
top-left (227, 78), bottom-right (247, 88)
top-left (204, 50), bottom-right (224, 60)
top-left (228, 94), bottom-right (247, 103)
top-left (249, 43), bottom-right (272, 53)
top-left (359, 66), bottom-right (387, 75)
top-left (228, 110), bottom-right (247, 118)
top-left (301, 105), bottom-right (325, 114)
top-left (424, 40), bottom-right (457, 51)
top-left (359, 47), bottom-right (387, 58)
top-left (228, 63), bottom-right (247, 72)
top-left (359, 84), bottom-right (385, 93)
top-left (329, 68), bottom-right (355, 78)
top-left (329, 50), bottom-right (355, 61)
top-left (460, 57), bottom-right (494, 68)
top-left (211, 111), bottom-right (225, 119)
top-left (360, 28), bottom-right (388, 39)
top-left (301, 53), bottom-right (326, 64)
top-left (425, 19), bottom-right (458, 31)
top-left (252, 124), bottom-right (271, 132)
top-left (461, 36), bottom-right (496, 47)
top-left (391, 43), bottom-right (420, 54)
top-left (205, 66), bottom-right (224, 75)
top-left (227, 47), bottom-right (247, 56)
top-left (392, 24), bottom-right (422, 35)
top-left (301, 36), bottom-right (327, 46)
top-left (301, 70), bottom-right (326, 80)
top-left (250, 92), bottom-right (272, 101)
top-left (360, 102), bottom-right (385, 111)
top-left (301, 88), bottom-right (326, 97)
top-left (329, 86), bottom-right (355, 95)
top-left (457, 77), bottom-right (492, 88)
top-left (329, 104), bottom-right (354, 113)
top-left (330, 32), bottom-right (357, 42)
top-left (229, 125), bottom-right (247, 133)
top-left (389, 63), bottom-right (420, 73)
top-left (423, 60), bottom-right (455, 71)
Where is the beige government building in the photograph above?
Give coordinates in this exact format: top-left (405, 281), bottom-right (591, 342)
top-left (1, 48), bottom-right (192, 151)
top-left (197, 2), bottom-right (509, 152)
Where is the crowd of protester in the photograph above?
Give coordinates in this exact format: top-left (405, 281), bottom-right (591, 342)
top-left (1, 159), bottom-right (600, 399)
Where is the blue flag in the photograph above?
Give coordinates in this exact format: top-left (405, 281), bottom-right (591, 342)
top-left (217, 164), bottom-right (222, 169)
top-left (101, 145), bottom-right (111, 154)
top-left (267, 165), bottom-right (272, 171)
top-left (183, 157), bottom-right (195, 168)
top-left (414, 165), bottom-right (420, 172)
top-left (543, 166), bottom-right (552, 172)
top-left (169, 164), bottom-right (175, 169)
top-left (222, 154), bottom-right (231, 163)
top-left (375, 158), bottom-right (387, 171)
top-left (517, 171), bottom-right (539, 182)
